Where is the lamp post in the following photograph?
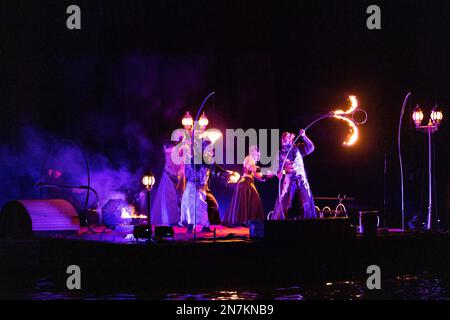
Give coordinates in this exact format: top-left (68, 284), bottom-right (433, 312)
top-left (192, 92), bottom-right (215, 241)
top-left (142, 171), bottom-right (156, 241)
top-left (412, 105), bottom-right (444, 230)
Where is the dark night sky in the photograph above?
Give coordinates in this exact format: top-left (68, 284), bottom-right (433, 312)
top-left (1, 0), bottom-right (449, 227)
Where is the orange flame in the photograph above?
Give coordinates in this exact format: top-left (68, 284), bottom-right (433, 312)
top-left (227, 170), bottom-right (241, 184)
top-left (334, 95), bottom-right (358, 115)
top-left (120, 206), bottom-right (147, 219)
top-left (333, 115), bottom-right (359, 146)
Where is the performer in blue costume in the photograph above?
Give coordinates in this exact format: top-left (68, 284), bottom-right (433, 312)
top-left (273, 130), bottom-right (317, 220)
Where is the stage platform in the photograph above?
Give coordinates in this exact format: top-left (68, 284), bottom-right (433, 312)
top-left (50, 224), bottom-right (417, 244)
top-left (1, 222), bottom-right (449, 292)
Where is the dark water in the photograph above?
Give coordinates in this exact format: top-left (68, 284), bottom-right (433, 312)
top-left (1, 272), bottom-right (449, 300)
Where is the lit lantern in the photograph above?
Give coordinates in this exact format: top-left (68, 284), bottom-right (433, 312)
top-left (142, 171), bottom-right (156, 190)
top-left (181, 112), bottom-right (194, 130)
top-left (198, 112), bottom-right (209, 129)
top-left (412, 105), bottom-right (424, 127)
top-left (430, 106), bottom-right (443, 127)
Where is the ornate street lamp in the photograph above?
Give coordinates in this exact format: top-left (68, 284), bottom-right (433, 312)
top-left (412, 105), bottom-right (444, 230)
top-left (142, 171), bottom-right (156, 241)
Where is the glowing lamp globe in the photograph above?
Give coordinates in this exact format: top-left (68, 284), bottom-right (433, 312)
top-left (199, 112), bottom-right (209, 128)
top-left (182, 112), bottom-right (194, 129)
top-left (412, 106), bottom-right (424, 127)
top-left (430, 107), bottom-right (443, 126)
top-left (142, 172), bottom-right (156, 189)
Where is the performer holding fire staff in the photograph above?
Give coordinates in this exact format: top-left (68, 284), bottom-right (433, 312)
top-left (223, 145), bottom-right (266, 226)
top-left (273, 130), bottom-right (317, 220)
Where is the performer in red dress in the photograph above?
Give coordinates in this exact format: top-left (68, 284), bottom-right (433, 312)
top-left (223, 145), bottom-right (266, 226)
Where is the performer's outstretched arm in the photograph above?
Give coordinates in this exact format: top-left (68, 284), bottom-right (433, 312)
top-left (298, 129), bottom-right (315, 156)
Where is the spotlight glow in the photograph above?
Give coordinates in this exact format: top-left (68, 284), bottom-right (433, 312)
top-left (201, 129), bottom-right (222, 145)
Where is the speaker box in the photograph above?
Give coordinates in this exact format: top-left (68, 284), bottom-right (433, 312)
top-left (133, 225), bottom-right (152, 240)
top-left (0, 199), bottom-right (80, 239)
top-left (264, 218), bottom-right (354, 243)
top-left (154, 226), bottom-right (174, 239)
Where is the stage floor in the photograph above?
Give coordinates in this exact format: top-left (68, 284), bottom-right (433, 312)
top-left (52, 224), bottom-right (414, 245)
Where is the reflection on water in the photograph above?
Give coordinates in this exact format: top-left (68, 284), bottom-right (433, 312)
top-left (1, 272), bottom-right (449, 300)
top-left (167, 290), bottom-right (260, 301)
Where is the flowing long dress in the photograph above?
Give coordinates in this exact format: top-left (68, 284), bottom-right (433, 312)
top-left (223, 155), bottom-right (264, 225)
top-left (150, 144), bottom-right (185, 225)
top-left (180, 164), bottom-right (211, 227)
top-left (273, 135), bottom-right (317, 220)
top-left (206, 188), bottom-right (221, 225)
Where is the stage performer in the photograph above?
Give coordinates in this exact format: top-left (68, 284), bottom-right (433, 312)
top-left (181, 139), bottom-right (226, 233)
top-left (150, 141), bottom-right (186, 226)
top-left (223, 145), bottom-right (266, 226)
top-left (273, 130), bottom-right (317, 220)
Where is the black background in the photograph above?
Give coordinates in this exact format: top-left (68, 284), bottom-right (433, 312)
top-left (1, 0), bottom-right (449, 228)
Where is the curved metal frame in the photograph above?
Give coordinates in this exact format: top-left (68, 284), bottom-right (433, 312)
top-left (398, 92), bottom-right (411, 231)
top-left (38, 138), bottom-right (93, 216)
